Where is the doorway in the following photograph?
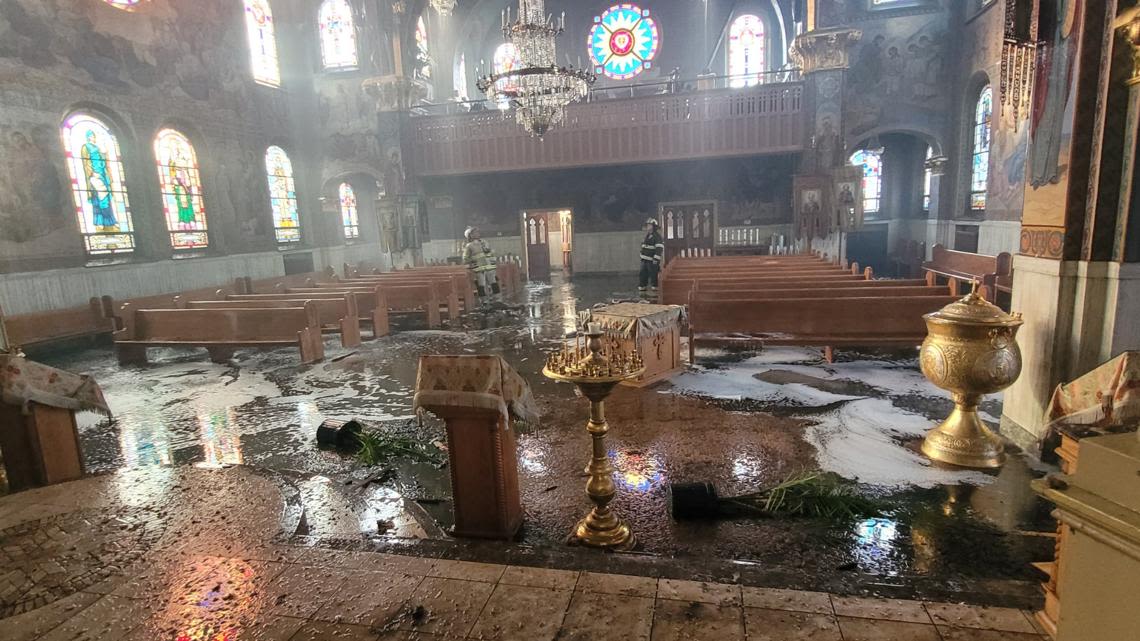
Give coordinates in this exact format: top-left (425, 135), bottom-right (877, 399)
top-left (521, 209), bottom-right (573, 281)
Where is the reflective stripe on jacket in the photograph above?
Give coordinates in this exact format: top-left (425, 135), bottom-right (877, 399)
top-left (640, 231), bottom-right (664, 263)
top-left (463, 239), bottom-right (498, 273)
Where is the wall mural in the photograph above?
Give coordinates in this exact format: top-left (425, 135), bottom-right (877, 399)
top-left (0, 125), bottom-right (66, 244)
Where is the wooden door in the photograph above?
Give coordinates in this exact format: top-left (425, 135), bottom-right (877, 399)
top-left (658, 201), bottom-right (717, 264)
top-left (524, 212), bottom-right (551, 280)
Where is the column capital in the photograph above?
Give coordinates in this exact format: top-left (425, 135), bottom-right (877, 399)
top-left (925, 155), bottom-right (949, 176)
top-left (790, 28), bottom-right (862, 75)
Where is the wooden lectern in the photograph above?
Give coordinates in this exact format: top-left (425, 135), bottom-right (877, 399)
top-left (414, 355), bottom-right (538, 540)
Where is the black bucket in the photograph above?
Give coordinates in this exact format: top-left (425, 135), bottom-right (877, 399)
top-left (668, 481), bottom-right (722, 520)
top-left (315, 419), bottom-right (364, 448)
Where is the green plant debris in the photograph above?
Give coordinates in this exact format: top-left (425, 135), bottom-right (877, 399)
top-left (355, 430), bottom-right (441, 467)
top-left (723, 471), bottom-right (884, 520)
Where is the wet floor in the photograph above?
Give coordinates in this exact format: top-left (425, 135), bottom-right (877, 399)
top-left (22, 272), bottom-right (1056, 605)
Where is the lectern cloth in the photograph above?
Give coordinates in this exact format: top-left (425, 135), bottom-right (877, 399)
top-left (0, 354), bottom-right (110, 416)
top-left (1045, 351), bottom-right (1140, 430)
top-left (413, 354), bottom-right (539, 425)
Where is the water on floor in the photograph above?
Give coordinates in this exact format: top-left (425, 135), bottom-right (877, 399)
top-left (28, 272), bottom-right (1055, 604)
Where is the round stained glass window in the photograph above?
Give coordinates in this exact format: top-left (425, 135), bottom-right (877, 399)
top-left (588, 4), bottom-right (660, 81)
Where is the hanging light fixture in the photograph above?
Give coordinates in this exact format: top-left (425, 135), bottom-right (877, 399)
top-left (430, 0), bottom-right (456, 16)
top-left (477, 0), bottom-right (594, 137)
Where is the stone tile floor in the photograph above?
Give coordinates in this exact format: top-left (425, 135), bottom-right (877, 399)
top-left (0, 466), bottom-right (1050, 641)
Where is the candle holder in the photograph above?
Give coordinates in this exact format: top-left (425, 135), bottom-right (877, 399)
top-left (543, 324), bottom-right (644, 549)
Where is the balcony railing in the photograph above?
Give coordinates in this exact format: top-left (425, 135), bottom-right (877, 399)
top-left (409, 71), bottom-right (805, 177)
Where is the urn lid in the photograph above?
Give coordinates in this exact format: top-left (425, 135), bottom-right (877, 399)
top-left (925, 289), bottom-right (1024, 326)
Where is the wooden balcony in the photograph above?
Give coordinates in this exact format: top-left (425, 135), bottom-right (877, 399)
top-left (409, 81), bottom-right (806, 177)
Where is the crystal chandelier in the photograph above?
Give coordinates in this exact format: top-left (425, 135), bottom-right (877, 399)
top-left (477, 0), bottom-right (594, 137)
top-left (430, 0), bottom-right (456, 16)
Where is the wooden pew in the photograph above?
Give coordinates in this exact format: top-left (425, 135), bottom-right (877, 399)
top-left (691, 284), bottom-right (950, 301)
top-left (922, 244), bottom-right (1012, 302)
top-left (222, 290), bottom-right (389, 338)
top-left (285, 283), bottom-right (441, 329)
top-left (0, 297), bottom-right (116, 351)
top-left (341, 273), bottom-right (461, 321)
top-left (113, 301), bottom-right (325, 365)
top-left (687, 293), bottom-right (957, 364)
top-left (174, 292), bottom-right (362, 348)
top-left (661, 269), bottom-right (877, 305)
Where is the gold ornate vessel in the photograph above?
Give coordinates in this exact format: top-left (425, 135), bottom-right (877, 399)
top-left (919, 288), bottom-right (1024, 468)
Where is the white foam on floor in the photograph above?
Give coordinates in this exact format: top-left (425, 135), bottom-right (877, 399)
top-left (667, 359), bottom-right (860, 407)
top-left (805, 398), bottom-right (992, 488)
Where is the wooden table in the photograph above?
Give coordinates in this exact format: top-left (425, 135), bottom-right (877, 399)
top-left (588, 303), bottom-right (685, 387)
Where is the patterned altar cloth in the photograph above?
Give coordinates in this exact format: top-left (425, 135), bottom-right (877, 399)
top-left (581, 303), bottom-right (686, 338)
top-left (1045, 351), bottom-right (1140, 431)
top-left (413, 355), bottom-right (540, 426)
top-left (0, 354), bottom-right (110, 416)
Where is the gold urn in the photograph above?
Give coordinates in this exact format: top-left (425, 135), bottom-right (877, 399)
top-left (919, 289), bottom-right (1024, 469)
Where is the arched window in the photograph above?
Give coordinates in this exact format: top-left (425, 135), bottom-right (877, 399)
top-left (970, 85), bottom-right (993, 211)
top-left (415, 16), bottom-right (431, 79)
top-left (61, 113), bottom-right (135, 256)
top-left (850, 148), bottom-right (883, 216)
top-left (923, 146), bottom-right (933, 212)
top-left (339, 182), bottom-right (359, 239)
top-left (265, 146), bottom-right (300, 243)
top-left (319, 0), bottom-right (358, 70)
top-left (492, 43), bottom-right (522, 109)
top-left (154, 129), bottom-right (209, 250)
top-left (728, 14), bottom-right (765, 88)
top-left (244, 0), bottom-right (281, 87)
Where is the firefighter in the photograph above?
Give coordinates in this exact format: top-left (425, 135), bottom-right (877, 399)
top-left (462, 226), bottom-right (501, 306)
top-left (638, 218), bottom-right (664, 299)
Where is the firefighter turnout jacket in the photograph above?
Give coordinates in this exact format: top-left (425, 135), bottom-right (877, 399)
top-left (640, 230), bottom-right (664, 265)
top-left (463, 239), bottom-right (497, 273)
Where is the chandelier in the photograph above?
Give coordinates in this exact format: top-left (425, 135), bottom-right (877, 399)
top-left (430, 0), bottom-right (456, 15)
top-left (477, 0), bottom-right (594, 137)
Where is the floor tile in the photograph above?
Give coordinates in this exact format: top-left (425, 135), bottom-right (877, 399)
top-left (499, 565), bottom-right (579, 590)
top-left (262, 564), bottom-right (353, 619)
top-left (657, 578), bottom-right (741, 606)
top-left (0, 590), bottom-right (100, 641)
top-left (377, 632), bottom-right (467, 641)
top-left (830, 595), bottom-right (932, 624)
top-left (313, 570), bottom-right (423, 627)
top-left (577, 572), bottom-right (658, 597)
top-left (302, 548), bottom-right (435, 575)
top-left (924, 602), bottom-right (1037, 633)
top-left (836, 616), bottom-right (941, 641)
top-left (651, 599), bottom-right (745, 641)
top-left (427, 559), bottom-right (506, 583)
top-left (37, 595), bottom-right (154, 641)
top-left (1022, 609), bottom-right (1051, 635)
top-left (110, 553), bottom-right (224, 600)
top-left (468, 583), bottom-right (572, 641)
top-left (936, 626), bottom-right (1045, 641)
top-left (741, 587), bottom-right (832, 614)
top-left (743, 608), bottom-right (842, 641)
top-left (398, 576), bottom-right (496, 637)
top-left (558, 591), bottom-right (654, 641)
top-left (291, 620), bottom-right (380, 641)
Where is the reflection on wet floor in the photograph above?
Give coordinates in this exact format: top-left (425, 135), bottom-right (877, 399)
top-left (28, 272), bottom-right (1056, 603)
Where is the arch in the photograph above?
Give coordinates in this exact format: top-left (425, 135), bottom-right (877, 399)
top-left (319, 0), bottom-right (358, 70)
top-left (60, 112), bottom-right (136, 256)
top-left (728, 13), bottom-right (766, 87)
top-left (969, 84), bottom-right (993, 212)
top-left (244, 0), bottom-right (281, 87)
top-left (849, 148), bottom-right (884, 216)
top-left (154, 128), bottom-right (209, 250)
top-left (849, 126), bottom-right (943, 157)
top-left (265, 146), bottom-right (301, 243)
top-left (338, 181), bottom-right (360, 239)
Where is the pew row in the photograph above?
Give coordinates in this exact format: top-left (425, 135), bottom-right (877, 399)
top-left (113, 301), bottom-right (325, 365)
top-left (219, 290), bottom-right (390, 338)
top-left (340, 273), bottom-right (462, 321)
top-left (922, 244), bottom-right (1012, 302)
top-left (0, 297), bottom-right (116, 351)
top-left (687, 293), bottom-right (957, 364)
top-left (174, 293), bottom-right (362, 348)
top-left (284, 283), bottom-right (441, 329)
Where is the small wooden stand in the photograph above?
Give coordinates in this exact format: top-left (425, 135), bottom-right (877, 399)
top-left (0, 401), bottom-right (85, 492)
top-left (590, 304), bottom-right (683, 388)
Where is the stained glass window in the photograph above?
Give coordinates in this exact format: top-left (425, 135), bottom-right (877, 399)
top-left (319, 0), bottom-right (358, 70)
top-left (154, 129), bottom-right (208, 250)
top-left (971, 86), bottom-right (993, 211)
top-left (492, 43), bottom-right (522, 108)
top-left (728, 14), bottom-right (765, 88)
top-left (265, 146), bottom-right (301, 243)
top-left (923, 146), bottom-right (933, 211)
top-left (588, 4), bottom-right (660, 80)
top-left (416, 16), bottom-right (431, 79)
top-left (850, 148), bottom-right (883, 216)
top-left (339, 182), bottom-right (359, 240)
top-left (244, 0), bottom-right (281, 87)
top-left (61, 113), bottom-right (135, 256)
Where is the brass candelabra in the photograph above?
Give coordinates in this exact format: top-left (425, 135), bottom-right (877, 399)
top-left (543, 324), bottom-right (644, 549)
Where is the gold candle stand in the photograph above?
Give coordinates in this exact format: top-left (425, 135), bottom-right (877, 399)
top-left (543, 324), bottom-right (644, 549)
